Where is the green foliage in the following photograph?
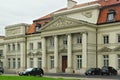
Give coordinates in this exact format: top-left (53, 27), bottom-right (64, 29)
top-left (0, 76), bottom-right (80, 80)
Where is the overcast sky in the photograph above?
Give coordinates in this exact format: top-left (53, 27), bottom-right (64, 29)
top-left (0, 0), bottom-right (95, 35)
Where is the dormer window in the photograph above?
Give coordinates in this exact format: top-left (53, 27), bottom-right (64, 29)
top-left (35, 23), bottom-right (41, 32)
top-left (107, 10), bottom-right (116, 22)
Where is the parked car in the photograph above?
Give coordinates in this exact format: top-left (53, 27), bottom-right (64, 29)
top-left (18, 68), bottom-right (44, 76)
top-left (101, 66), bottom-right (117, 75)
top-left (0, 67), bottom-right (4, 74)
top-left (85, 68), bottom-right (101, 75)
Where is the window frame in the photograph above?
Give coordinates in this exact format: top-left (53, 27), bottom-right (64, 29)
top-left (103, 35), bottom-right (109, 44)
top-left (107, 10), bottom-right (116, 22)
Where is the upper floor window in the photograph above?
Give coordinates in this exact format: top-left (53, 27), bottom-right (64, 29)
top-left (0, 50), bottom-right (3, 56)
top-left (29, 43), bottom-right (33, 50)
top-left (103, 35), bottom-right (109, 44)
top-left (50, 37), bottom-right (54, 46)
top-left (17, 43), bottom-right (20, 51)
top-left (63, 36), bottom-right (67, 45)
top-left (77, 35), bottom-right (82, 44)
top-left (107, 10), bottom-right (116, 22)
top-left (118, 34), bottom-right (120, 43)
top-left (38, 42), bottom-right (42, 49)
top-left (7, 44), bottom-right (11, 51)
top-left (35, 23), bottom-right (41, 32)
top-left (13, 44), bottom-right (15, 51)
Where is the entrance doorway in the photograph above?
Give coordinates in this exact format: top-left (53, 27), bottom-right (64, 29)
top-left (62, 56), bottom-right (67, 72)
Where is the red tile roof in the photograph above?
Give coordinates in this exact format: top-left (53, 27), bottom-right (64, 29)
top-left (98, 0), bottom-right (120, 6)
top-left (97, 3), bottom-right (120, 24)
top-left (26, 0), bottom-right (98, 34)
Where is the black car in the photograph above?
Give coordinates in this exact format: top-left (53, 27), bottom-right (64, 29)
top-left (101, 66), bottom-right (117, 75)
top-left (85, 68), bottom-right (101, 75)
top-left (18, 68), bottom-right (44, 76)
top-left (0, 67), bottom-right (4, 74)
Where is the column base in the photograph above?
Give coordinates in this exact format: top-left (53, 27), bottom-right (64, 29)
top-left (65, 67), bottom-right (73, 73)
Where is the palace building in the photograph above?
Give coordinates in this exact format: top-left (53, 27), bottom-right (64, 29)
top-left (1, 0), bottom-right (120, 74)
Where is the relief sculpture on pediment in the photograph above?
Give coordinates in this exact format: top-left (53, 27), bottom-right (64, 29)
top-left (48, 18), bottom-right (76, 30)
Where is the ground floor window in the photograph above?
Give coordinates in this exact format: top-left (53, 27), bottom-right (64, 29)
top-left (13, 58), bottom-right (16, 69)
top-left (8, 58), bottom-right (11, 69)
top-left (30, 58), bottom-right (33, 68)
top-left (76, 55), bottom-right (82, 69)
top-left (18, 58), bottom-right (21, 69)
top-left (118, 55), bottom-right (120, 69)
top-left (103, 55), bottom-right (109, 67)
top-left (50, 56), bottom-right (54, 69)
top-left (38, 57), bottom-right (42, 68)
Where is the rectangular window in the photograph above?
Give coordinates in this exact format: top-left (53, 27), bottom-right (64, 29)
top-left (50, 37), bottom-right (54, 46)
top-left (18, 58), bottom-right (21, 69)
top-left (107, 13), bottom-right (115, 22)
top-left (13, 58), bottom-right (16, 69)
top-left (103, 55), bottom-right (109, 67)
top-left (8, 58), bottom-right (11, 69)
top-left (76, 55), bottom-right (82, 69)
top-left (7, 44), bottom-right (11, 51)
top-left (17, 43), bottom-right (21, 51)
top-left (63, 36), bottom-right (67, 45)
top-left (103, 35), bottom-right (109, 44)
top-left (30, 43), bottom-right (33, 50)
top-left (118, 55), bottom-right (120, 69)
top-left (13, 44), bottom-right (15, 51)
top-left (38, 42), bottom-right (42, 49)
top-left (118, 34), bottom-right (120, 43)
top-left (77, 35), bottom-right (82, 44)
top-left (50, 56), bottom-right (54, 69)
top-left (38, 57), bottom-right (42, 68)
top-left (30, 58), bottom-right (34, 68)
top-left (0, 50), bottom-right (3, 56)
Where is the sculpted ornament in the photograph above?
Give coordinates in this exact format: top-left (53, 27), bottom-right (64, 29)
top-left (81, 11), bottom-right (92, 18)
top-left (48, 18), bottom-right (76, 30)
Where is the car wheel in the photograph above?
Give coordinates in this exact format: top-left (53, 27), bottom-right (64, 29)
top-left (91, 72), bottom-right (95, 75)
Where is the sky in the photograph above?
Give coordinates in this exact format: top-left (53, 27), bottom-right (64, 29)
top-left (0, 0), bottom-right (95, 35)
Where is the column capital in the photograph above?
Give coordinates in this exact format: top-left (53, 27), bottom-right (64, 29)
top-left (82, 32), bottom-right (88, 35)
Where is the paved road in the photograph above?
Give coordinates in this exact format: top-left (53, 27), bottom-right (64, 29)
top-left (45, 73), bottom-right (120, 80)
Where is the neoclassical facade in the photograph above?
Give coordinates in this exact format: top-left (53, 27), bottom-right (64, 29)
top-left (1, 0), bottom-right (120, 74)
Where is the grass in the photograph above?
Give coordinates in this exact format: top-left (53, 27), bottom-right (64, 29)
top-left (0, 76), bottom-right (81, 80)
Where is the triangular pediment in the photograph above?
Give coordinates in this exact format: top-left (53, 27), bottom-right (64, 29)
top-left (113, 46), bottom-right (120, 51)
top-left (99, 47), bottom-right (112, 52)
top-left (41, 16), bottom-right (89, 31)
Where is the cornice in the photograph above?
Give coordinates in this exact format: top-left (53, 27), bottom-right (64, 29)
top-left (5, 23), bottom-right (30, 29)
top-left (54, 4), bottom-right (100, 16)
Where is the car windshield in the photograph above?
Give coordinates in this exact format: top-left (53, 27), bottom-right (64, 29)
top-left (87, 68), bottom-right (95, 71)
top-left (25, 68), bottom-right (33, 72)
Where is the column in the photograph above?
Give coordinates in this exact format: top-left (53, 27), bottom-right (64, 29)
top-left (54, 35), bottom-right (59, 73)
top-left (4, 44), bottom-right (7, 70)
top-left (82, 32), bottom-right (88, 70)
top-left (15, 43), bottom-right (18, 70)
top-left (42, 37), bottom-right (47, 72)
top-left (20, 43), bottom-right (24, 70)
top-left (66, 34), bottom-right (73, 73)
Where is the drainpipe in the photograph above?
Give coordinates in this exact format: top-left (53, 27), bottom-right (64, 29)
top-left (96, 28), bottom-right (98, 68)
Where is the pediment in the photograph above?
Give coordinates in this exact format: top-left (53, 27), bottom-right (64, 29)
top-left (41, 16), bottom-right (83, 31)
top-left (113, 46), bottom-right (120, 51)
top-left (99, 47), bottom-right (112, 52)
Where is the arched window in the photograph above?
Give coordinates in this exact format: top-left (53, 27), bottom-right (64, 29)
top-left (107, 9), bottom-right (116, 22)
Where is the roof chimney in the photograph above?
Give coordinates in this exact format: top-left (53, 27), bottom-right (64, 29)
top-left (67, 0), bottom-right (77, 9)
